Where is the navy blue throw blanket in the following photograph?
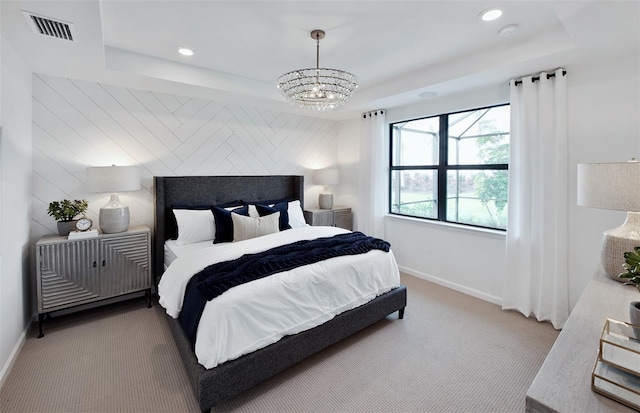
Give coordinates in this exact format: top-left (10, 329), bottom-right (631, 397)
top-left (179, 231), bottom-right (391, 346)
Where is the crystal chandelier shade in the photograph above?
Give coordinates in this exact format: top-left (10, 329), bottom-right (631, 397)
top-left (277, 30), bottom-right (358, 111)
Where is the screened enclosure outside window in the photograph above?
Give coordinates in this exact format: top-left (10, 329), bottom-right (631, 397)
top-left (390, 104), bottom-right (509, 230)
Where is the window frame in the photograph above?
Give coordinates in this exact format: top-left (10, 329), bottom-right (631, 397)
top-left (388, 103), bottom-right (509, 231)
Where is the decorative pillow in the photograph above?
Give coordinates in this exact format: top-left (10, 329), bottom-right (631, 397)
top-left (232, 212), bottom-right (280, 242)
top-left (287, 200), bottom-right (308, 228)
top-left (244, 197), bottom-right (292, 217)
top-left (247, 204), bottom-right (260, 218)
top-left (255, 202), bottom-right (291, 231)
top-left (211, 205), bottom-right (249, 243)
top-left (173, 209), bottom-right (215, 245)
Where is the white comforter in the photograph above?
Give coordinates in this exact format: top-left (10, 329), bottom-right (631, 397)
top-left (158, 226), bottom-right (400, 369)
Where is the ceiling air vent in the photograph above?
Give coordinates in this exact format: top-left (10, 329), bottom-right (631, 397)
top-left (23, 11), bottom-right (75, 41)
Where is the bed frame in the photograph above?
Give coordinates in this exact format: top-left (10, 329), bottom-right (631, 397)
top-left (154, 175), bottom-right (407, 412)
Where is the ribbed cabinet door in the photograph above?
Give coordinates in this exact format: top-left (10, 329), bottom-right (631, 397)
top-left (312, 211), bottom-right (334, 226)
top-left (99, 233), bottom-right (150, 297)
top-left (37, 239), bottom-right (100, 312)
top-left (334, 210), bottom-right (353, 230)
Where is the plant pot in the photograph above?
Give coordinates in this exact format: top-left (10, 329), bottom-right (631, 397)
top-left (57, 220), bottom-right (77, 236)
top-left (630, 301), bottom-right (640, 339)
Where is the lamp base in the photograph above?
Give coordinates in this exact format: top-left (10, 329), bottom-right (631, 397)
top-left (319, 193), bottom-right (334, 210)
top-left (601, 212), bottom-right (640, 282)
top-left (99, 193), bottom-right (130, 233)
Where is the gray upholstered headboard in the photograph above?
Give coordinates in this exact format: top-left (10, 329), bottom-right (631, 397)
top-left (153, 175), bottom-right (304, 283)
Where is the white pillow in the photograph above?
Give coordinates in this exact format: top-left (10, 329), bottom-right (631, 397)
top-left (232, 212), bottom-right (280, 242)
top-left (173, 209), bottom-right (215, 245)
top-left (287, 200), bottom-right (308, 228)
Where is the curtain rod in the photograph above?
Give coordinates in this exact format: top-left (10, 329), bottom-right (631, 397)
top-left (362, 110), bottom-right (385, 119)
top-left (513, 69), bottom-right (567, 86)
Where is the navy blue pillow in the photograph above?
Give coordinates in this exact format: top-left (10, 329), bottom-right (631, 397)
top-left (255, 202), bottom-right (291, 231)
top-left (211, 204), bottom-right (249, 243)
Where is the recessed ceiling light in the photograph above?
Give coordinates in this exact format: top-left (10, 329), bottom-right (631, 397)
top-left (177, 47), bottom-right (194, 56)
top-left (480, 8), bottom-right (503, 21)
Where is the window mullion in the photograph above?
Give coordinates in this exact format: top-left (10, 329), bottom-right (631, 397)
top-left (437, 115), bottom-right (448, 221)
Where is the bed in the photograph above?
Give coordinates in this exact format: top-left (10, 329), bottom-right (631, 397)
top-left (154, 175), bottom-right (407, 412)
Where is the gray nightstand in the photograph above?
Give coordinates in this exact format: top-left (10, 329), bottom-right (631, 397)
top-left (35, 225), bottom-right (152, 337)
top-left (304, 206), bottom-right (352, 230)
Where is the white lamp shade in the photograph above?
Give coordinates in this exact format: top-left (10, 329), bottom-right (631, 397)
top-left (86, 165), bottom-right (141, 193)
top-left (577, 162), bottom-right (640, 211)
top-left (312, 168), bottom-right (340, 186)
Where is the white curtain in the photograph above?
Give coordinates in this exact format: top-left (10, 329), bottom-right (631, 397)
top-left (357, 110), bottom-right (386, 238)
top-left (503, 68), bottom-right (569, 329)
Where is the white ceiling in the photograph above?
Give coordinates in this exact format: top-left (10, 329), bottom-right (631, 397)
top-left (2, 0), bottom-right (638, 120)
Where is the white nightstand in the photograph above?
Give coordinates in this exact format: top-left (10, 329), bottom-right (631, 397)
top-left (35, 225), bottom-right (152, 337)
top-left (303, 206), bottom-right (352, 230)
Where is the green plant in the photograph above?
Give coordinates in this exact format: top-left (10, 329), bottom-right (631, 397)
top-left (619, 247), bottom-right (640, 293)
top-left (47, 199), bottom-right (88, 222)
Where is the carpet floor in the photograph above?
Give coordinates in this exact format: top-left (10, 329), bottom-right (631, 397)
top-left (0, 274), bottom-right (559, 412)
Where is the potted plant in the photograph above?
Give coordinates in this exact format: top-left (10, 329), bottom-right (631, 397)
top-left (47, 199), bottom-right (89, 236)
top-left (619, 247), bottom-right (640, 332)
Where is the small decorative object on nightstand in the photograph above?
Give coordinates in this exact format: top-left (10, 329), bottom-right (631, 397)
top-left (304, 206), bottom-right (352, 230)
top-left (68, 216), bottom-right (99, 239)
top-left (312, 168), bottom-right (339, 209)
top-left (35, 225), bottom-right (152, 338)
top-left (47, 199), bottom-right (89, 236)
top-left (86, 165), bottom-right (141, 234)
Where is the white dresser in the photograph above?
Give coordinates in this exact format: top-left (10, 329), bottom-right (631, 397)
top-left (526, 269), bottom-right (638, 412)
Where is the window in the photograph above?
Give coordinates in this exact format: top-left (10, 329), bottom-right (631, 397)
top-left (389, 104), bottom-right (509, 230)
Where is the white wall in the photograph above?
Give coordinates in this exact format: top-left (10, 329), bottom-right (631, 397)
top-left (30, 74), bottom-right (341, 243)
top-left (362, 54), bottom-right (640, 310)
top-left (386, 216), bottom-right (506, 304)
top-left (0, 36), bottom-right (33, 386)
top-left (335, 117), bottom-right (360, 212)
top-left (567, 54), bottom-right (640, 307)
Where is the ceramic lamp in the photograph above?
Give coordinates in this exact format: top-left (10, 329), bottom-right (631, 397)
top-left (313, 168), bottom-right (339, 209)
top-left (86, 165), bottom-right (140, 233)
top-left (577, 160), bottom-right (640, 281)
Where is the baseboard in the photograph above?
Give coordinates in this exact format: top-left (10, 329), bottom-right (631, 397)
top-left (0, 316), bottom-right (32, 391)
top-left (399, 265), bottom-right (503, 306)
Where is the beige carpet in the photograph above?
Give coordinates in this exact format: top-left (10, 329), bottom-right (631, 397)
top-left (0, 274), bottom-right (559, 413)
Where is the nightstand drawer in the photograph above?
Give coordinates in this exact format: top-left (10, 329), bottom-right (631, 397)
top-left (304, 206), bottom-right (352, 230)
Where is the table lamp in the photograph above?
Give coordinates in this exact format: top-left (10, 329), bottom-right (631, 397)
top-left (86, 165), bottom-right (141, 233)
top-left (577, 160), bottom-right (640, 281)
top-left (313, 168), bottom-right (339, 209)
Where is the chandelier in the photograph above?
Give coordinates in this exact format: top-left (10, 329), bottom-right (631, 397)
top-left (276, 29), bottom-right (358, 110)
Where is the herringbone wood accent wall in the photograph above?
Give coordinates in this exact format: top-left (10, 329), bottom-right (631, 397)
top-left (30, 74), bottom-right (339, 241)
